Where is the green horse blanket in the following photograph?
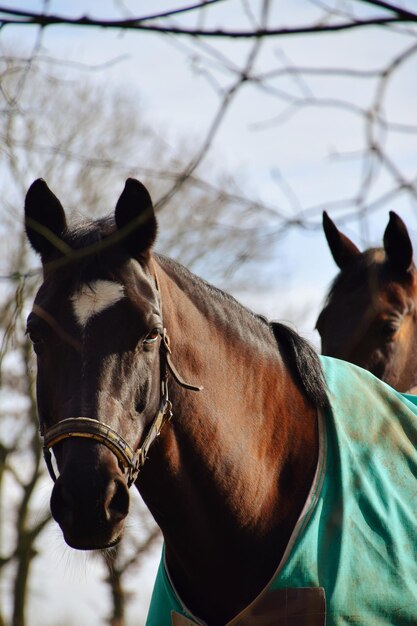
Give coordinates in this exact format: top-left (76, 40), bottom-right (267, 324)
top-left (146, 356), bottom-right (417, 625)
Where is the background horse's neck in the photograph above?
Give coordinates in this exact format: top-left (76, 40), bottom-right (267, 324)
top-left (138, 257), bottom-right (319, 624)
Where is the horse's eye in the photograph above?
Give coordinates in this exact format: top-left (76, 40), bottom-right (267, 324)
top-left (379, 321), bottom-right (398, 342)
top-left (143, 328), bottom-right (160, 347)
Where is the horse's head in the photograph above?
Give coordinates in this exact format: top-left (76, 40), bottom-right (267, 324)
top-left (316, 211), bottom-right (417, 391)
top-left (25, 178), bottom-right (165, 549)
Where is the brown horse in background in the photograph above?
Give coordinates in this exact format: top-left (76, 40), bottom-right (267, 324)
top-left (317, 211), bottom-right (417, 392)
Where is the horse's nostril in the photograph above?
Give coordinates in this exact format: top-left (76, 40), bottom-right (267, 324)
top-left (49, 471), bottom-right (129, 548)
top-left (104, 478), bottom-right (129, 523)
top-left (50, 480), bottom-right (74, 528)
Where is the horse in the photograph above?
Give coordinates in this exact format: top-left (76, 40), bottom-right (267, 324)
top-left (25, 179), bottom-right (417, 625)
top-left (316, 211), bottom-right (417, 393)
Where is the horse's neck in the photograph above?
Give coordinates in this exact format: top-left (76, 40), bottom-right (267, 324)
top-left (139, 259), bottom-right (319, 623)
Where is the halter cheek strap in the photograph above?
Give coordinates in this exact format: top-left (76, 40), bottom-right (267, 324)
top-left (41, 266), bottom-right (202, 487)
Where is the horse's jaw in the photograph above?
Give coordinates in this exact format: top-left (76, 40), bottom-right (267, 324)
top-left (63, 533), bottom-right (123, 551)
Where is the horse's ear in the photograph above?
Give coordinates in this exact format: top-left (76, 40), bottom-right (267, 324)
top-left (115, 179), bottom-right (157, 259)
top-left (25, 179), bottom-right (67, 260)
top-left (322, 211), bottom-right (360, 270)
top-left (383, 211), bottom-right (413, 273)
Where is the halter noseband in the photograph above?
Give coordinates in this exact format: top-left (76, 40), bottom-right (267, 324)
top-left (41, 269), bottom-right (202, 487)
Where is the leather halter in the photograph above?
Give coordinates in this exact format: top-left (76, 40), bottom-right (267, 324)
top-left (42, 265), bottom-right (202, 487)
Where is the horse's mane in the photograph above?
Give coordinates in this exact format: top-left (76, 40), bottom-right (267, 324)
top-left (65, 215), bottom-right (115, 247)
top-left (270, 322), bottom-right (328, 408)
top-left (157, 255), bottom-right (328, 410)
top-left (156, 253), bottom-right (266, 327)
top-left (58, 216), bottom-right (126, 284)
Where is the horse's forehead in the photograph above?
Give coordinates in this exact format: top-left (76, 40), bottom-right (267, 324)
top-left (335, 249), bottom-right (407, 298)
top-left (33, 261), bottom-right (158, 328)
top-left (71, 279), bottom-right (126, 327)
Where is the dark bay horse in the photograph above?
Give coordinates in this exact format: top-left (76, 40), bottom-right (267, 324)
top-left (25, 179), bottom-right (417, 625)
top-left (317, 211), bottom-right (417, 392)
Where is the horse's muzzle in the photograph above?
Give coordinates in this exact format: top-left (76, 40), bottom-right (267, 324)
top-left (49, 440), bottom-right (130, 550)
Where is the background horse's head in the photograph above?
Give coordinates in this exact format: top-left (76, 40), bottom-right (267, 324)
top-left (316, 211), bottom-right (417, 392)
top-left (25, 178), bottom-right (163, 549)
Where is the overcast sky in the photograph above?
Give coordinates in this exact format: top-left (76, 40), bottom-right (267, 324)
top-left (1, 1), bottom-right (417, 624)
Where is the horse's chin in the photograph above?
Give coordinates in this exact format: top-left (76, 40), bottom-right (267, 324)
top-left (63, 531), bottom-right (123, 551)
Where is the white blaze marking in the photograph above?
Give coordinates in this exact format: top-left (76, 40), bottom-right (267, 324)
top-left (71, 280), bottom-right (125, 327)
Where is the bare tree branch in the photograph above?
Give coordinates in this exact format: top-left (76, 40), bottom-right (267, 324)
top-left (359, 0), bottom-right (417, 21)
top-left (0, 4), bottom-right (416, 36)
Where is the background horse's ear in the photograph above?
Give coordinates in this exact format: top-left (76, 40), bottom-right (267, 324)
top-left (322, 211), bottom-right (361, 270)
top-left (25, 179), bottom-right (67, 260)
top-left (115, 178), bottom-right (157, 259)
top-left (383, 211), bottom-right (413, 273)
